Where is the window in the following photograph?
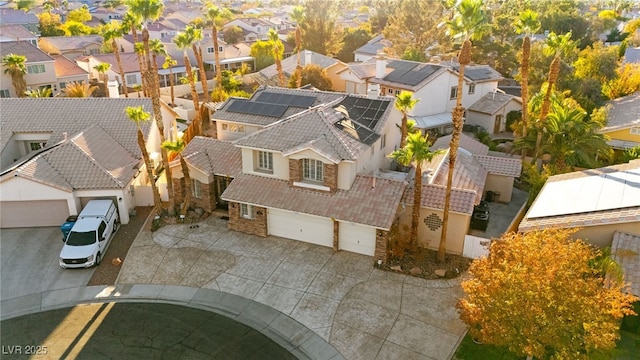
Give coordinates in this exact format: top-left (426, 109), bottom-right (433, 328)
top-left (0, 89), bottom-right (9, 98)
top-left (240, 203), bottom-right (253, 219)
top-left (387, 88), bottom-right (393, 94)
top-left (468, 84), bottom-right (475, 94)
top-left (28, 39), bottom-right (37, 46)
top-left (98, 221), bottom-right (107, 239)
top-left (221, 123), bottom-right (245, 133)
top-left (450, 86), bottom-right (458, 100)
top-left (191, 179), bottom-right (202, 198)
top-left (59, 82), bottom-right (66, 90)
top-left (126, 74), bottom-right (137, 85)
top-left (380, 133), bottom-right (386, 150)
top-left (631, 127), bottom-right (640, 135)
top-left (27, 64), bottom-right (45, 74)
top-left (207, 47), bottom-right (214, 54)
top-left (219, 46), bottom-right (223, 52)
top-left (257, 151), bottom-right (273, 172)
top-left (302, 159), bottom-right (323, 182)
top-left (30, 142), bottom-right (46, 151)
top-left (395, 89), bottom-right (401, 95)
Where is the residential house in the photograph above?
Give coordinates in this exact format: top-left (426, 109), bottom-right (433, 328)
top-left (0, 41), bottom-right (56, 97)
top-left (0, 98), bottom-right (168, 228)
top-left (52, 55), bottom-right (90, 93)
top-left (518, 159), bottom-right (640, 248)
top-left (163, 38), bottom-right (254, 78)
top-left (253, 50), bottom-right (349, 92)
top-left (622, 46), bottom-right (640, 64)
top-left (398, 133), bottom-right (521, 254)
top-left (39, 35), bottom-right (104, 58)
top-left (0, 24), bottom-right (38, 46)
top-left (353, 34), bottom-right (392, 62)
top-left (0, 8), bottom-right (39, 35)
top-left (223, 18), bottom-right (278, 42)
top-left (599, 92), bottom-right (640, 152)
top-left (466, 91), bottom-right (522, 134)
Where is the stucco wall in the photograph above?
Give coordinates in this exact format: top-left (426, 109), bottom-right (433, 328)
top-left (572, 222), bottom-right (640, 248)
top-left (484, 174), bottom-right (514, 203)
top-left (605, 127), bottom-right (640, 142)
top-left (399, 206), bottom-right (471, 255)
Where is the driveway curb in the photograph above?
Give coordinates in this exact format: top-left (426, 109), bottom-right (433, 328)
top-left (0, 284), bottom-right (344, 360)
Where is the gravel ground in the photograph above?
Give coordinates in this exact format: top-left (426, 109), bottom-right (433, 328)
top-left (87, 206), bottom-right (153, 286)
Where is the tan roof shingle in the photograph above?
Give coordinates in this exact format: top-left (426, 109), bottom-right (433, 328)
top-left (612, 231), bottom-right (640, 297)
top-left (181, 136), bottom-right (242, 178)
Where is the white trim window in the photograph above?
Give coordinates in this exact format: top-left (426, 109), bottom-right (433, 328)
top-left (30, 142), bottom-right (46, 151)
top-left (221, 123), bottom-right (245, 133)
top-left (468, 84), bottom-right (475, 95)
top-left (631, 127), bottom-right (640, 135)
top-left (191, 179), bottom-right (202, 198)
top-left (207, 47), bottom-right (214, 54)
top-left (450, 86), bottom-right (458, 100)
top-left (240, 203), bottom-right (253, 219)
top-left (302, 159), bottom-right (323, 182)
top-left (27, 64), bottom-right (45, 74)
top-left (0, 89), bottom-right (10, 98)
top-left (126, 74), bottom-right (137, 85)
top-left (257, 151), bottom-right (273, 172)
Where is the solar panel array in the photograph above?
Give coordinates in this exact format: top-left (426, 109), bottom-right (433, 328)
top-left (338, 96), bottom-right (389, 129)
top-left (255, 92), bottom-right (316, 108)
top-left (384, 60), bottom-right (441, 86)
top-left (334, 119), bottom-right (380, 145)
top-left (227, 99), bottom-right (288, 118)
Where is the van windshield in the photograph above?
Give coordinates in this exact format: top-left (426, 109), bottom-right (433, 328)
top-left (66, 231), bottom-right (97, 246)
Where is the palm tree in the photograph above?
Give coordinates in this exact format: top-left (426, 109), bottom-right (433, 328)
top-left (148, 39), bottom-right (164, 80)
top-left (439, 0), bottom-right (489, 263)
top-left (185, 25), bottom-right (209, 101)
top-left (290, 6), bottom-right (305, 88)
top-left (268, 28), bottom-right (286, 87)
top-left (102, 21), bottom-right (128, 97)
top-left (389, 130), bottom-right (445, 248)
top-left (93, 62), bottom-right (111, 92)
top-left (514, 10), bottom-right (540, 161)
top-left (204, 3), bottom-right (233, 91)
top-left (2, 54), bottom-right (27, 98)
top-left (133, 42), bottom-right (146, 96)
top-left (395, 91), bottom-right (419, 149)
top-left (125, 106), bottom-right (162, 215)
top-left (161, 138), bottom-right (191, 217)
top-left (174, 31), bottom-right (201, 133)
top-left (533, 31), bottom-right (574, 162)
top-left (122, 11), bottom-right (143, 92)
top-left (24, 87), bottom-right (52, 97)
top-left (163, 55), bottom-right (177, 107)
top-left (60, 81), bottom-right (98, 97)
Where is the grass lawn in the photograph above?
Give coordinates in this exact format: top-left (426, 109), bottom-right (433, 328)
top-left (453, 331), bottom-right (640, 360)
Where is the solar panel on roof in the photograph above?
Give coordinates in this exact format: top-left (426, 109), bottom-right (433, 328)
top-left (255, 92), bottom-right (316, 108)
top-left (227, 99), bottom-right (288, 117)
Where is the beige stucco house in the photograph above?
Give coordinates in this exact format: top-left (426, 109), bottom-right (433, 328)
top-left (0, 41), bottom-right (56, 97)
top-left (599, 92), bottom-right (640, 152)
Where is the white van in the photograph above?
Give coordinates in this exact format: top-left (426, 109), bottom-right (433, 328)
top-left (59, 200), bottom-right (119, 268)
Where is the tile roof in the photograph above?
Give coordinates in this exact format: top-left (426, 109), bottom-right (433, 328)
top-left (0, 41), bottom-right (54, 62)
top-left (180, 136), bottom-right (242, 178)
top-left (40, 35), bottom-right (103, 51)
top-left (221, 174), bottom-right (406, 229)
top-left (402, 183), bottom-right (477, 215)
top-left (14, 125), bottom-right (139, 191)
top-left (600, 92), bottom-right (640, 132)
top-left (444, 62), bottom-right (504, 83)
top-left (468, 92), bottom-right (521, 115)
top-left (432, 149), bottom-right (487, 204)
top-left (0, 9), bottom-right (39, 24)
top-left (623, 47), bottom-right (640, 64)
top-left (257, 50), bottom-right (344, 80)
top-left (0, 98), bottom-right (154, 166)
top-left (340, 61), bottom-right (376, 80)
top-left (432, 133), bottom-right (489, 155)
top-left (473, 154), bottom-right (522, 177)
top-left (79, 52), bottom-right (181, 73)
top-left (611, 231), bottom-right (640, 297)
top-left (0, 24), bottom-right (37, 40)
top-left (53, 55), bottom-right (88, 77)
top-left (355, 34), bottom-right (392, 56)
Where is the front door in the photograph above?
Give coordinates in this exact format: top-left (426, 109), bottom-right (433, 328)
top-left (494, 114), bottom-right (503, 134)
top-left (215, 176), bottom-right (232, 210)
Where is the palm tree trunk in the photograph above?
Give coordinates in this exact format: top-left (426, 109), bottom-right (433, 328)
top-left (520, 36), bottom-right (530, 162)
top-left (113, 39), bottom-right (128, 97)
top-left (212, 26), bottom-right (222, 89)
top-left (12, 74), bottom-right (27, 98)
top-left (439, 39), bottom-right (471, 263)
top-left (169, 66), bottom-right (175, 106)
top-left (194, 44), bottom-right (208, 98)
top-left (276, 57), bottom-right (285, 87)
top-left (295, 27), bottom-right (303, 89)
top-left (411, 161), bottom-right (422, 249)
top-left (401, 113), bottom-right (408, 148)
top-left (184, 54), bottom-right (201, 135)
top-left (131, 24), bottom-right (146, 96)
top-left (138, 128), bottom-right (162, 214)
top-left (179, 156), bottom-right (191, 217)
top-left (533, 55), bottom-right (560, 162)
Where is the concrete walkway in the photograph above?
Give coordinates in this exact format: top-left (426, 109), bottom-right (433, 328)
top-left (114, 216), bottom-right (467, 360)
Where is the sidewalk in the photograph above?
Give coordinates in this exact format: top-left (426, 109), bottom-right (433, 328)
top-left (115, 215), bottom-right (467, 360)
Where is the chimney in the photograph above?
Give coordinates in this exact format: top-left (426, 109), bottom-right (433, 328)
top-left (367, 84), bottom-right (380, 98)
top-left (63, 132), bottom-right (68, 141)
top-left (375, 51), bottom-right (386, 79)
top-left (304, 50), bottom-right (312, 66)
top-left (107, 80), bottom-right (120, 98)
top-left (372, 176), bottom-right (376, 189)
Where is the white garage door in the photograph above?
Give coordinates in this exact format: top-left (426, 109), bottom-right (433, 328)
top-left (0, 200), bottom-right (70, 228)
top-left (268, 208), bottom-right (333, 248)
top-left (339, 221), bottom-right (376, 256)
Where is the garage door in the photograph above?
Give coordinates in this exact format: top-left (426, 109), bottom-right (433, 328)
top-left (339, 221), bottom-right (376, 256)
top-left (0, 200), bottom-right (70, 228)
top-left (268, 208), bottom-right (333, 248)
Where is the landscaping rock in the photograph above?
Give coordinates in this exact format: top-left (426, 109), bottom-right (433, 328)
top-left (410, 267), bottom-right (422, 275)
top-left (390, 265), bottom-right (402, 272)
top-left (434, 269), bottom-right (447, 277)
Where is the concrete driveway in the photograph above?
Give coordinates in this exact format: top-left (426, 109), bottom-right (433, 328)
top-left (117, 216), bottom-right (467, 360)
top-left (0, 227), bottom-right (95, 301)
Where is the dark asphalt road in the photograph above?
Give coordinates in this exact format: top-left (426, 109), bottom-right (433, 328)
top-left (0, 302), bottom-right (296, 359)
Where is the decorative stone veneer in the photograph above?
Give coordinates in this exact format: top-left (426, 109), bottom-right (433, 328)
top-left (227, 202), bottom-right (268, 237)
top-left (289, 159), bottom-right (302, 186)
top-left (288, 159), bottom-right (338, 193)
top-left (374, 229), bottom-right (390, 263)
top-left (333, 219), bottom-right (339, 252)
top-left (172, 178), bottom-right (216, 213)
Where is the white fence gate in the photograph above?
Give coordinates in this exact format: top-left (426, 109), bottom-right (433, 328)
top-left (463, 235), bottom-right (492, 259)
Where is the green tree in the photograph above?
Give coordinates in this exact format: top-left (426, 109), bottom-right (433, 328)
top-left (174, 31), bottom-right (201, 134)
top-left (204, 3), bottom-right (233, 91)
top-left (163, 56), bottom-right (177, 106)
top-left (15, 0), bottom-right (35, 11)
top-left (533, 0), bottom-right (593, 49)
top-left (59, 21), bottom-right (93, 36)
top-left (24, 87), bottom-right (52, 98)
top-left (2, 53), bottom-right (27, 98)
top-left (369, 0), bottom-right (398, 34)
top-left (458, 228), bottom-right (638, 359)
top-left (299, 0), bottom-right (342, 56)
top-left (603, 63), bottom-right (640, 99)
top-left (161, 138), bottom-right (191, 217)
top-left (388, 130), bottom-right (444, 249)
top-left (125, 106), bottom-right (162, 215)
top-left (93, 62), bottom-right (111, 91)
top-left (60, 81), bottom-right (97, 97)
top-left (222, 26), bottom-right (243, 44)
top-left (102, 21), bottom-right (128, 97)
top-left (290, 5), bottom-right (305, 88)
top-left (268, 28), bottom-right (285, 87)
top-left (250, 40), bottom-right (275, 70)
top-left (395, 91), bottom-right (418, 149)
top-left (122, 11), bottom-right (144, 90)
top-left (439, 0), bottom-right (490, 263)
top-left (287, 64), bottom-right (332, 91)
top-left (335, 26), bottom-right (372, 63)
top-left (38, 12), bottom-right (65, 37)
top-left (184, 25), bottom-right (208, 103)
top-left (67, 7), bottom-right (91, 23)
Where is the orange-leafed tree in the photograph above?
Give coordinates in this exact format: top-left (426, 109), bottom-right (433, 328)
top-left (458, 228), bottom-right (638, 360)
